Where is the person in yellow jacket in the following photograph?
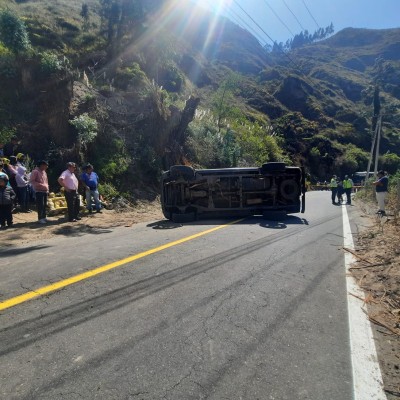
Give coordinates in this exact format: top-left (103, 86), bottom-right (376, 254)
top-left (343, 175), bottom-right (354, 205)
top-left (330, 175), bottom-right (338, 204)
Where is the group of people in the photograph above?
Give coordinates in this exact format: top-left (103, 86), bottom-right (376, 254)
top-left (330, 175), bottom-right (354, 205)
top-left (0, 152), bottom-right (102, 228)
top-left (57, 162), bottom-right (102, 223)
top-left (329, 171), bottom-right (389, 214)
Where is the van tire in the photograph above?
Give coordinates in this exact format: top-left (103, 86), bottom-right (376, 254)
top-left (170, 165), bottom-right (195, 180)
top-left (279, 179), bottom-right (300, 200)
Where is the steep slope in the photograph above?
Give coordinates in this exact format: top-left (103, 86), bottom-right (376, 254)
top-left (0, 0), bottom-right (399, 187)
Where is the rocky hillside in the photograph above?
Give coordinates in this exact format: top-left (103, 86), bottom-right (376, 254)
top-left (0, 0), bottom-right (399, 192)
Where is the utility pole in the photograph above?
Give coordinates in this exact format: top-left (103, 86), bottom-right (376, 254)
top-left (366, 115), bottom-right (382, 182)
top-left (365, 118), bottom-right (378, 183)
top-left (373, 115), bottom-right (382, 179)
top-left (365, 86), bottom-right (381, 184)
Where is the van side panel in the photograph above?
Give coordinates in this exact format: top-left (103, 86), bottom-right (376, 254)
top-left (161, 164), bottom-right (305, 220)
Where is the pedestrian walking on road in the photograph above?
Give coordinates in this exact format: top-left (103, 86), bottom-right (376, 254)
top-left (58, 162), bottom-right (81, 222)
top-left (343, 175), bottom-right (353, 205)
top-left (30, 160), bottom-right (49, 224)
top-left (330, 175), bottom-right (338, 204)
top-left (372, 170), bottom-right (389, 215)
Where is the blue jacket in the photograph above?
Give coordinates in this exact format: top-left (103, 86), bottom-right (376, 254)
top-left (81, 171), bottom-right (99, 190)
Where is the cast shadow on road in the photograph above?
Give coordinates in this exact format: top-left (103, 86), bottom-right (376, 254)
top-left (0, 244), bottom-right (51, 257)
top-left (11, 218), bottom-right (112, 238)
top-left (147, 215), bottom-right (309, 230)
top-left (258, 215), bottom-right (309, 229)
top-left (52, 225), bottom-right (112, 237)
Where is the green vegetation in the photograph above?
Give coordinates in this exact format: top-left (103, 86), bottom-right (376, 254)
top-left (0, 0), bottom-right (398, 196)
top-left (0, 9), bottom-right (30, 54)
top-left (69, 113), bottom-right (98, 149)
top-left (0, 127), bottom-right (16, 144)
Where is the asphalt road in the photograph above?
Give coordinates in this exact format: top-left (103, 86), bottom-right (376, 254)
top-left (0, 191), bottom-right (357, 399)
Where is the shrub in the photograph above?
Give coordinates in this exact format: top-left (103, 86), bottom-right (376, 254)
top-left (93, 138), bottom-right (131, 182)
top-left (69, 113), bottom-right (98, 145)
top-left (40, 51), bottom-right (63, 75)
top-left (381, 152), bottom-right (400, 175)
top-left (98, 182), bottom-right (119, 200)
top-left (0, 10), bottom-right (30, 54)
top-left (0, 52), bottom-right (17, 78)
top-left (114, 63), bottom-right (147, 90)
top-left (0, 127), bottom-right (16, 144)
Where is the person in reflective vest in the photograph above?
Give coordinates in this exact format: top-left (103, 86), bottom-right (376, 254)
top-left (330, 175), bottom-right (338, 205)
top-left (342, 175), bottom-right (353, 205)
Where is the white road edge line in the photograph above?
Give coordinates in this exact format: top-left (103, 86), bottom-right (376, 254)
top-left (342, 205), bottom-right (387, 400)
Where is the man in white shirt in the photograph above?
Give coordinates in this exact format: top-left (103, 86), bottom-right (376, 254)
top-left (58, 162), bottom-right (81, 222)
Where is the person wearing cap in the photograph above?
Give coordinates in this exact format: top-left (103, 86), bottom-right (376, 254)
top-left (30, 160), bottom-right (49, 224)
top-left (0, 158), bottom-right (8, 176)
top-left (372, 170), bottom-right (389, 215)
top-left (16, 153), bottom-right (26, 167)
top-left (342, 175), bottom-right (354, 205)
top-left (58, 162), bottom-right (81, 222)
top-left (80, 163), bottom-right (102, 214)
top-left (330, 175), bottom-right (338, 205)
top-left (0, 174), bottom-right (16, 229)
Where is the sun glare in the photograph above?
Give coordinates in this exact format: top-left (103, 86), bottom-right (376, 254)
top-left (194, 0), bottom-right (233, 15)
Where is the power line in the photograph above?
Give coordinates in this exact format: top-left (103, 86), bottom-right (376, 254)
top-left (230, 0), bottom-right (328, 99)
top-left (232, 0), bottom-right (277, 47)
top-left (201, 0), bottom-right (268, 47)
top-left (228, 9), bottom-right (269, 47)
top-left (192, 0), bottom-right (335, 134)
top-left (199, 0), bottom-right (325, 97)
top-left (231, 0), bottom-right (305, 70)
top-left (282, 0), bottom-right (305, 31)
top-left (262, 0), bottom-right (295, 37)
top-left (301, 0), bottom-right (320, 29)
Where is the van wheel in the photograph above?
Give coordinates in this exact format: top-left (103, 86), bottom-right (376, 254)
top-left (170, 165), bottom-right (195, 180)
top-left (279, 179), bottom-right (300, 200)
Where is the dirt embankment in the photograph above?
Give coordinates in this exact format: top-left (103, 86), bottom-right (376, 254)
top-left (350, 204), bottom-right (400, 398)
top-left (0, 199), bottom-right (164, 247)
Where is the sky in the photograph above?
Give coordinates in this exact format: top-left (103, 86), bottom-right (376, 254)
top-left (192, 0), bottom-right (400, 45)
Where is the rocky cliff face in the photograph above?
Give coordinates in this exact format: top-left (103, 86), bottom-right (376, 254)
top-left (1, 1), bottom-right (399, 185)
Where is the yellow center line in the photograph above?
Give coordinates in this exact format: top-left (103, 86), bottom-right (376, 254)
top-left (0, 219), bottom-right (243, 312)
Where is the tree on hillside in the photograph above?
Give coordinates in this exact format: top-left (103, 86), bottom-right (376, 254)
top-left (211, 72), bottom-right (241, 132)
top-left (0, 10), bottom-right (30, 54)
top-left (100, 0), bottom-right (144, 44)
top-left (271, 23), bottom-right (334, 53)
top-left (80, 3), bottom-right (90, 31)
